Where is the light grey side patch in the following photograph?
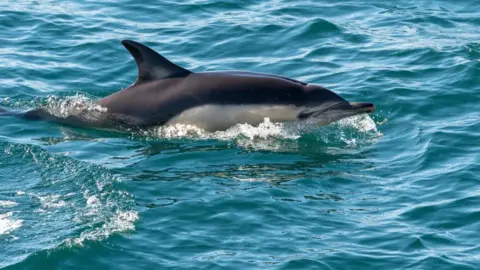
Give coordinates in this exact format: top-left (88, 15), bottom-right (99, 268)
top-left (166, 105), bottom-right (300, 131)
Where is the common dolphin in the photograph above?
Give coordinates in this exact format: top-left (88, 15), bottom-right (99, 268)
top-left (0, 40), bottom-right (375, 131)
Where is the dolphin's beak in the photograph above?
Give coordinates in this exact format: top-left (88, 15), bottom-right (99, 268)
top-left (297, 101), bottom-right (376, 127)
top-left (349, 102), bottom-right (376, 114)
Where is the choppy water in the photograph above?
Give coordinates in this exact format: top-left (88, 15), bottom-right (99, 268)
top-left (1, 0), bottom-right (479, 269)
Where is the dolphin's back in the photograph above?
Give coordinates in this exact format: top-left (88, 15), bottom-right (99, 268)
top-left (184, 71), bottom-right (309, 105)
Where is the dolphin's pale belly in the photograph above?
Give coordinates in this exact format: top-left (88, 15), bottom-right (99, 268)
top-left (166, 105), bottom-right (300, 131)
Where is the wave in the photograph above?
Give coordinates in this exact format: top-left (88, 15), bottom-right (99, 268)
top-left (0, 141), bottom-right (137, 268)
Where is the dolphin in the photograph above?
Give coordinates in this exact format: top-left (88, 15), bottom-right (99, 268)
top-left (0, 40), bottom-right (375, 131)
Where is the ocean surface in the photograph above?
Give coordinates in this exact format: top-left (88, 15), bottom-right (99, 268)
top-left (1, 0), bottom-right (479, 269)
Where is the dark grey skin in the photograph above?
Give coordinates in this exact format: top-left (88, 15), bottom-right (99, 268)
top-left (0, 40), bottom-right (375, 131)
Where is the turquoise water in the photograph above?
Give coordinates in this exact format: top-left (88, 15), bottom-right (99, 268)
top-left (1, 0), bottom-right (479, 269)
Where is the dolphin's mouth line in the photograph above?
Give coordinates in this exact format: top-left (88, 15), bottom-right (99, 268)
top-left (349, 102), bottom-right (376, 114)
top-left (295, 101), bottom-right (376, 127)
top-left (298, 101), bottom-right (375, 119)
top-left (359, 106), bottom-right (375, 114)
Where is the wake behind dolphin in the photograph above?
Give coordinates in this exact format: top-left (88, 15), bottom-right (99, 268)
top-left (1, 40), bottom-right (375, 131)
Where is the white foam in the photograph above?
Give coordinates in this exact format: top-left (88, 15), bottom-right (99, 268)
top-left (38, 194), bottom-right (67, 209)
top-left (0, 212), bottom-right (23, 235)
top-left (0, 201), bottom-right (18, 208)
top-left (65, 210), bottom-right (138, 246)
top-left (44, 94), bottom-right (107, 118)
top-left (335, 114), bottom-right (378, 132)
top-left (147, 117), bottom-right (300, 141)
top-left (142, 114), bottom-right (382, 150)
top-left (149, 124), bottom-right (206, 139)
top-left (86, 195), bottom-right (100, 206)
top-left (216, 118), bottom-right (301, 140)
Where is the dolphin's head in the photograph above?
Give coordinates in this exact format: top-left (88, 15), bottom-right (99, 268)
top-left (299, 85), bottom-right (375, 125)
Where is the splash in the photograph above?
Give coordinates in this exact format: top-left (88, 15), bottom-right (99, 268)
top-left (38, 194), bottom-right (67, 209)
top-left (61, 187), bottom-right (139, 247)
top-left (0, 201), bottom-right (18, 208)
top-left (65, 210), bottom-right (138, 246)
top-left (0, 212), bottom-right (23, 235)
top-left (44, 94), bottom-right (107, 118)
top-left (325, 114), bottom-right (382, 148)
top-left (147, 117), bottom-right (302, 140)
top-left (140, 114), bottom-right (382, 151)
top-left (336, 114), bottom-right (378, 132)
top-left (0, 94), bottom-right (108, 117)
top-left (215, 118), bottom-right (302, 140)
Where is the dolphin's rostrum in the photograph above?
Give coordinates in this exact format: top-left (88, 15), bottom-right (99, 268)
top-left (1, 40), bottom-right (375, 131)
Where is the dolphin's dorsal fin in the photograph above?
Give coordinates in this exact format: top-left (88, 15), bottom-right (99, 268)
top-left (121, 40), bottom-right (191, 86)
